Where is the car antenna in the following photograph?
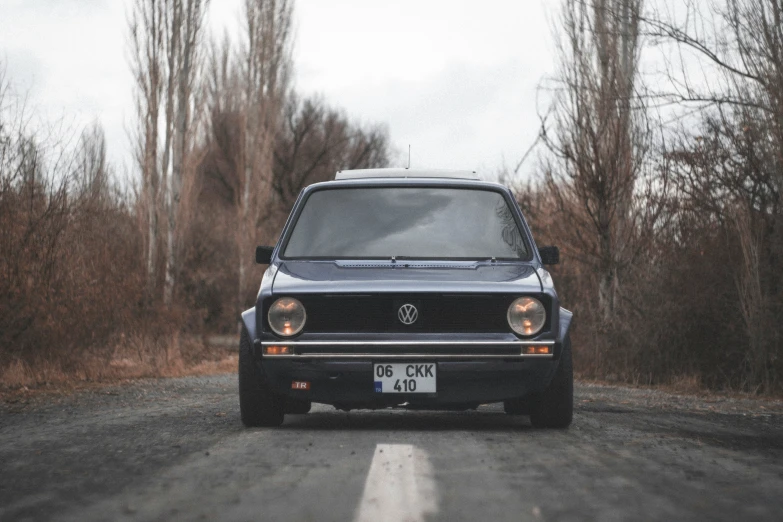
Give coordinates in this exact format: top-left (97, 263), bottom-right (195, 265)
top-left (406, 145), bottom-right (411, 169)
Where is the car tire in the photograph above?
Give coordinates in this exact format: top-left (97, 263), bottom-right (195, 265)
top-left (529, 335), bottom-right (573, 429)
top-left (239, 326), bottom-right (284, 427)
top-left (284, 398), bottom-right (312, 414)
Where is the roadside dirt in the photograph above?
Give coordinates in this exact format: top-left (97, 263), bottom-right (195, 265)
top-left (1, 376), bottom-right (781, 521)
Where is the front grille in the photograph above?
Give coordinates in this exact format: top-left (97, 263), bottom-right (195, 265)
top-left (264, 294), bottom-right (549, 334)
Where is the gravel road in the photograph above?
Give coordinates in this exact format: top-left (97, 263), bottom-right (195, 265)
top-left (1, 375), bottom-right (782, 521)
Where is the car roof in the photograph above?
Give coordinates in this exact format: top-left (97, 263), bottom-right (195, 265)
top-left (306, 175), bottom-right (509, 193)
top-left (335, 168), bottom-right (479, 181)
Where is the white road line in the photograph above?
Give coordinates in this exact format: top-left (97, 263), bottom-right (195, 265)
top-left (354, 444), bottom-right (439, 522)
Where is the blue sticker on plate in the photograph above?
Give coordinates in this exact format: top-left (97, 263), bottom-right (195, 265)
top-left (374, 381), bottom-right (382, 393)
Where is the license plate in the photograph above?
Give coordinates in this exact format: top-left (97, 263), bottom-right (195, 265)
top-left (373, 363), bottom-right (436, 393)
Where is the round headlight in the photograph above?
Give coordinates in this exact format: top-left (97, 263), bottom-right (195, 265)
top-left (268, 297), bottom-right (306, 337)
top-left (507, 297), bottom-right (546, 336)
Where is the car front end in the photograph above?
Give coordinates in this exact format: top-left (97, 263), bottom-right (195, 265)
top-left (239, 171), bottom-right (573, 427)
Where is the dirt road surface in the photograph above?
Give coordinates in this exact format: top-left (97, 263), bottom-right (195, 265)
top-left (2, 375), bottom-right (782, 521)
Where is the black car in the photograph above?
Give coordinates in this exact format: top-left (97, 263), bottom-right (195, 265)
top-left (239, 169), bottom-right (574, 428)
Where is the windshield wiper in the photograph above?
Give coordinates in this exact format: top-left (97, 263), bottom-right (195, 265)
top-left (387, 256), bottom-right (494, 263)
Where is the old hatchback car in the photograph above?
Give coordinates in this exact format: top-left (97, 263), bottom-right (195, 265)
top-left (239, 168), bottom-right (573, 428)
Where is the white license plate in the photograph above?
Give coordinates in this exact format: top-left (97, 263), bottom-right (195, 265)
top-left (373, 363), bottom-right (436, 393)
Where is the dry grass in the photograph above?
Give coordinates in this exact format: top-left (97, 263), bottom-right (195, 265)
top-left (576, 374), bottom-right (783, 402)
top-left (0, 333), bottom-right (238, 402)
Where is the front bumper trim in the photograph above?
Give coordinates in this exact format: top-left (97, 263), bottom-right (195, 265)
top-left (257, 340), bottom-right (555, 359)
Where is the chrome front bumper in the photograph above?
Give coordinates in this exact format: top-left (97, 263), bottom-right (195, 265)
top-left (257, 340), bottom-right (556, 359)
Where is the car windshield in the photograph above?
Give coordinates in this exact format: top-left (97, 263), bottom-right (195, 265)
top-left (282, 187), bottom-right (529, 259)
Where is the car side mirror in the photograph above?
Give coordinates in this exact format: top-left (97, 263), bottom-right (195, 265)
top-left (255, 246), bottom-right (274, 264)
top-left (538, 246), bottom-right (559, 265)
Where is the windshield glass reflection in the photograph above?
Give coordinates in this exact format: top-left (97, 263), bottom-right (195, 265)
top-left (284, 188), bottom-right (528, 259)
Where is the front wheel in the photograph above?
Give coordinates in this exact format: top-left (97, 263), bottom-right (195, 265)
top-left (239, 326), bottom-right (284, 427)
top-left (529, 335), bottom-right (573, 429)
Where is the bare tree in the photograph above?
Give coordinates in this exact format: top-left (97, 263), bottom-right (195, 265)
top-left (646, 0), bottom-right (783, 391)
top-left (199, 1), bottom-right (295, 317)
top-left (733, 200), bottom-right (769, 391)
top-left (272, 95), bottom-right (390, 207)
top-left (130, 0), bottom-right (209, 306)
top-left (236, 0), bottom-right (294, 314)
top-left (129, 0), bottom-right (166, 300)
top-left (544, 0), bottom-right (657, 324)
top-left (163, 0), bottom-right (209, 306)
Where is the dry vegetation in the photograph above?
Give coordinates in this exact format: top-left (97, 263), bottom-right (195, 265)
top-left (0, 0), bottom-right (389, 390)
top-left (1, 0), bottom-right (780, 396)
top-left (516, 0), bottom-right (783, 394)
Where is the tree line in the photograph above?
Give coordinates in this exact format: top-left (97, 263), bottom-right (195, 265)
top-left (519, 0), bottom-right (782, 393)
top-left (0, 0), bottom-right (389, 385)
top-left (1, 0), bottom-right (779, 394)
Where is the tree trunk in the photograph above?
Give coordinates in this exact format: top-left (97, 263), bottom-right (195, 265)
top-left (164, 0), bottom-right (196, 307)
top-left (145, 80), bottom-right (160, 302)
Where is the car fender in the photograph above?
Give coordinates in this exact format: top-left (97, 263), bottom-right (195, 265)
top-left (241, 307), bottom-right (257, 341)
top-left (558, 307), bottom-right (573, 343)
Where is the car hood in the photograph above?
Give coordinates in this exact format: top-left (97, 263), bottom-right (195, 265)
top-left (271, 261), bottom-right (542, 294)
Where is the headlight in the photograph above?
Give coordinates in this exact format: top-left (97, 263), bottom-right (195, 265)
top-left (268, 297), bottom-right (306, 337)
top-left (507, 297), bottom-right (546, 336)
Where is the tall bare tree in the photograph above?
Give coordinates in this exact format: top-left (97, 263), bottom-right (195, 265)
top-left (544, 0), bottom-right (651, 324)
top-left (129, 0), bottom-right (167, 300)
top-left (236, 0), bottom-right (294, 313)
top-left (163, 0), bottom-right (209, 306)
top-left (200, 1), bottom-right (294, 316)
top-left (130, 0), bottom-right (208, 306)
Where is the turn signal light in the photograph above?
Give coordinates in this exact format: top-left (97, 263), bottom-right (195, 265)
top-left (523, 345), bottom-right (552, 355)
top-left (263, 345), bottom-right (292, 355)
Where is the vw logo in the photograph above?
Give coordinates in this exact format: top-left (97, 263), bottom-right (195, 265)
top-left (398, 304), bottom-right (419, 325)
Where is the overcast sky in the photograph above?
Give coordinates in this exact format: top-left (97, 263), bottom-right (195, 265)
top-left (0, 0), bottom-right (556, 181)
